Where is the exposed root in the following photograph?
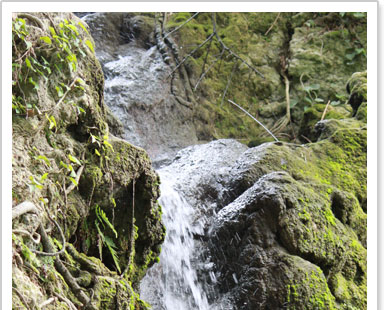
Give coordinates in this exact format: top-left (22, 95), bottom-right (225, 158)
top-left (32, 218), bottom-right (66, 257)
top-left (38, 224), bottom-right (95, 309)
top-left (12, 201), bottom-right (40, 220)
top-left (16, 13), bottom-right (45, 29)
top-left (39, 297), bottom-right (57, 308)
top-left (66, 243), bottom-right (106, 275)
top-left (53, 292), bottom-right (78, 310)
top-left (12, 229), bottom-right (41, 244)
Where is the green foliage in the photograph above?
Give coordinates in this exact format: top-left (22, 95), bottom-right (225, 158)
top-left (95, 205), bottom-right (121, 273)
top-left (12, 16), bottom-right (91, 116)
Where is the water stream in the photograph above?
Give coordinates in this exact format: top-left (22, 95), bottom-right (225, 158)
top-left (139, 168), bottom-right (211, 310)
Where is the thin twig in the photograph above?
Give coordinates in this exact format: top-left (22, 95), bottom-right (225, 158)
top-left (163, 12), bottom-right (200, 39)
top-left (284, 72), bottom-right (291, 122)
top-left (264, 12), bottom-right (281, 36)
top-left (53, 76), bottom-right (79, 110)
top-left (212, 13), bottom-right (264, 79)
top-left (194, 49), bottom-right (225, 91)
top-left (320, 100), bottom-right (331, 121)
top-left (198, 36), bottom-right (213, 81)
top-left (301, 135), bottom-right (312, 143)
top-left (65, 165), bottom-right (85, 195)
top-left (43, 13), bottom-right (58, 35)
top-left (167, 32), bottom-right (215, 79)
top-left (228, 99), bottom-right (279, 142)
top-left (220, 61), bottom-right (237, 106)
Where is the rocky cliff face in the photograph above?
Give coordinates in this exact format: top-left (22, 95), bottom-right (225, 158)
top-left (12, 12), bottom-right (164, 309)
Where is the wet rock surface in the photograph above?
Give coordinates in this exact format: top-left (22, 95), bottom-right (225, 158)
top-left (82, 13), bottom-right (199, 164)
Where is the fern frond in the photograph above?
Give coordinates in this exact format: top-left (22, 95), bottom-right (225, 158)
top-left (104, 236), bottom-right (121, 273)
top-left (97, 205), bottom-right (118, 238)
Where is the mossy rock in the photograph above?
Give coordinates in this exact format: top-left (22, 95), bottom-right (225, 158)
top-left (346, 71), bottom-right (367, 115)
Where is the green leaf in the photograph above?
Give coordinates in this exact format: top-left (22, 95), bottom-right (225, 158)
top-left (84, 39), bottom-right (94, 53)
top-left (37, 155), bottom-right (51, 166)
top-left (68, 164), bottom-right (74, 172)
top-left (28, 77), bottom-right (39, 90)
top-left (290, 99), bottom-right (299, 108)
top-left (25, 41), bottom-right (32, 50)
top-left (68, 154), bottom-right (81, 165)
top-left (67, 24), bottom-right (79, 36)
top-left (55, 86), bottom-right (64, 97)
top-left (25, 57), bottom-right (32, 69)
top-left (76, 77), bottom-right (86, 85)
top-left (103, 140), bottom-right (114, 152)
top-left (69, 177), bottom-right (78, 186)
top-left (104, 236), bottom-right (121, 274)
top-left (95, 149), bottom-right (101, 156)
top-left (352, 12), bottom-right (365, 18)
top-left (60, 161), bottom-right (68, 169)
top-left (304, 97), bottom-right (313, 104)
top-left (309, 84), bottom-right (320, 91)
top-left (345, 53), bottom-right (355, 60)
top-left (78, 21), bottom-right (89, 34)
top-left (49, 116), bottom-right (57, 130)
top-left (330, 101), bottom-right (341, 106)
top-left (314, 98), bottom-right (324, 103)
top-left (40, 173), bottom-right (49, 181)
top-left (40, 36), bottom-right (52, 44)
top-left (49, 26), bottom-right (56, 36)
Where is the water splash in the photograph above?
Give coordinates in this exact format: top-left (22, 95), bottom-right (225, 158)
top-left (140, 170), bottom-right (210, 310)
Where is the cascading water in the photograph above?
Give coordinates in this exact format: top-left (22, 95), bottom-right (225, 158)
top-left (140, 140), bottom-right (248, 309)
top-left (140, 169), bottom-right (210, 310)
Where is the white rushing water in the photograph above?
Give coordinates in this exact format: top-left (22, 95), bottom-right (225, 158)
top-left (140, 169), bottom-right (210, 310)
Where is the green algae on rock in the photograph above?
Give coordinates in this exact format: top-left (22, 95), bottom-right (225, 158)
top-left (12, 12), bottom-right (164, 310)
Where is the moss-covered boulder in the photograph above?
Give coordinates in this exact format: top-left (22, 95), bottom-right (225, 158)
top-left (207, 115), bottom-right (366, 309)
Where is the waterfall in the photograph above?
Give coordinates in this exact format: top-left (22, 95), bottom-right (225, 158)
top-left (140, 169), bottom-right (210, 310)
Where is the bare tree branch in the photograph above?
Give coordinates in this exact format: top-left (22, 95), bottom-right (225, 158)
top-left (264, 12), bottom-right (281, 36)
top-left (220, 61), bottom-right (237, 106)
top-left (211, 13), bottom-right (265, 79)
top-left (228, 99), bottom-right (279, 142)
top-left (167, 32), bottom-right (215, 79)
top-left (163, 12), bottom-right (200, 39)
top-left (194, 49), bottom-right (225, 91)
